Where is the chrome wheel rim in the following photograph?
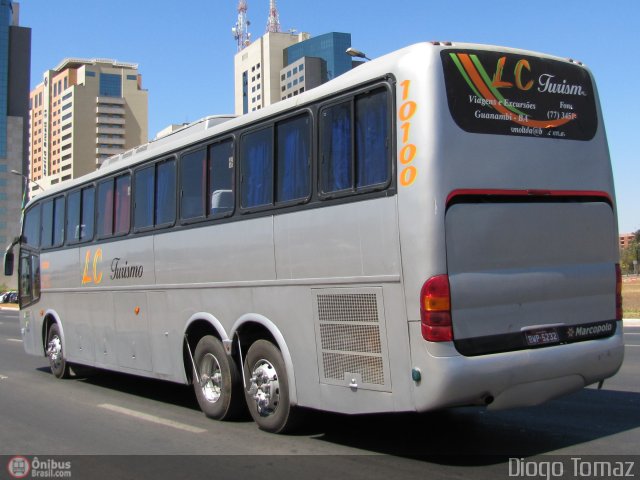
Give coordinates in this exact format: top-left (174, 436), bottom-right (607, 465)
top-left (46, 335), bottom-right (63, 371)
top-left (248, 359), bottom-right (280, 417)
top-left (199, 353), bottom-right (222, 403)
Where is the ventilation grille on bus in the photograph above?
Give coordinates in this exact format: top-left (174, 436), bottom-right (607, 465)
top-left (314, 289), bottom-right (390, 391)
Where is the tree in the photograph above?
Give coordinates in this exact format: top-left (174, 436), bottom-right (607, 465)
top-left (620, 233), bottom-right (640, 275)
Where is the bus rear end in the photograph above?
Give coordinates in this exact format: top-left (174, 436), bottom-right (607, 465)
top-left (402, 43), bottom-right (623, 411)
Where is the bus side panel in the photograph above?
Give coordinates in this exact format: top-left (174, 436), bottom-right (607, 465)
top-left (273, 197), bottom-right (401, 280)
top-left (64, 293), bottom-right (96, 364)
top-left (154, 217), bottom-right (277, 284)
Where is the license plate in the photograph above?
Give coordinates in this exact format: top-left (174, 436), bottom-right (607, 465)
top-left (524, 328), bottom-right (560, 347)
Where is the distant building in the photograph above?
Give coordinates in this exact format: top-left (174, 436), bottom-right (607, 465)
top-left (28, 58), bottom-right (148, 196)
top-left (620, 232), bottom-right (637, 250)
top-left (234, 31), bottom-right (310, 115)
top-left (279, 56), bottom-right (324, 100)
top-left (280, 33), bottom-right (354, 101)
top-left (0, 0), bottom-right (30, 289)
top-left (234, 31), bottom-right (357, 114)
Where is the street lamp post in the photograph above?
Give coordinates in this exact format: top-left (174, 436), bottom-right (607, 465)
top-left (10, 170), bottom-right (44, 208)
top-left (346, 47), bottom-right (371, 61)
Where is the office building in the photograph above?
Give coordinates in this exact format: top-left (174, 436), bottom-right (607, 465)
top-left (29, 58), bottom-right (148, 195)
top-left (0, 0), bottom-right (30, 289)
top-left (234, 31), bottom-right (310, 115)
top-left (280, 32), bottom-right (353, 100)
top-left (620, 233), bottom-right (637, 250)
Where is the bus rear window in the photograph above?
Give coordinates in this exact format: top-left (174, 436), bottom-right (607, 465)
top-left (441, 49), bottom-right (597, 140)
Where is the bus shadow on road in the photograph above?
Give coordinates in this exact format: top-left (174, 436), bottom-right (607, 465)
top-left (309, 388), bottom-right (640, 464)
top-left (39, 364), bottom-right (640, 463)
top-left (38, 366), bottom-right (203, 412)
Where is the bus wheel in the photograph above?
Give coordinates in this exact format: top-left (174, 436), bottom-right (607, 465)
top-left (193, 335), bottom-right (242, 420)
top-left (46, 323), bottom-right (70, 379)
top-left (244, 339), bottom-right (299, 433)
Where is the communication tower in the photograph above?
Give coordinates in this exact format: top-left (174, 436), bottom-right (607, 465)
top-left (266, 0), bottom-right (281, 33)
top-left (232, 0), bottom-right (252, 51)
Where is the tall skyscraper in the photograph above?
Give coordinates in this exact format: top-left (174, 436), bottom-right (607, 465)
top-left (0, 0), bottom-right (30, 289)
top-left (28, 58), bottom-right (148, 196)
top-left (234, 31), bottom-right (310, 115)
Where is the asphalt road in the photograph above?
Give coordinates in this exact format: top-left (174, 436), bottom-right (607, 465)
top-left (1, 308), bottom-right (639, 480)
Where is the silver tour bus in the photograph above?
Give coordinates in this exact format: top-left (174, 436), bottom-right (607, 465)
top-left (5, 42), bottom-right (623, 433)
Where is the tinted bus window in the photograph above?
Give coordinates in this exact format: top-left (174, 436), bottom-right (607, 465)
top-left (355, 89), bottom-right (390, 188)
top-left (136, 159), bottom-right (176, 229)
top-left (241, 127), bottom-right (273, 208)
top-left (81, 186), bottom-right (95, 242)
top-left (320, 102), bottom-right (352, 194)
top-left (320, 89), bottom-right (390, 194)
top-left (97, 180), bottom-right (114, 237)
top-left (441, 49), bottom-right (598, 140)
top-left (52, 197), bottom-right (65, 247)
top-left (67, 190), bottom-right (81, 242)
top-left (209, 141), bottom-right (234, 216)
top-left (156, 159), bottom-right (176, 226)
top-left (180, 149), bottom-right (206, 220)
top-left (23, 204), bottom-right (41, 248)
top-left (41, 200), bottom-right (54, 248)
top-left (134, 166), bottom-right (154, 230)
top-left (114, 175), bottom-right (131, 235)
top-left (97, 175), bottom-right (129, 237)
top-left (276, 115), bottom-right (310, 203)
top-left (41, 197), bottom-right (65, 248)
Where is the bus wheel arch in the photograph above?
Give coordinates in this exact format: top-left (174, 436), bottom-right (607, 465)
top-left (182, 314), bottom-right (230, 383)
top-left (183, 314), bottom-right (244, 420)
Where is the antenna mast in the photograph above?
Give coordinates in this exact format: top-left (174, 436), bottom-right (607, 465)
top-left (266, 0), bottom-right (281, 33)
top-left (232, 0), bottom-right (251, 51)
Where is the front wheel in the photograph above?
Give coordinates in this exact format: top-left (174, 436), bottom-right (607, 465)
top-left (244, 339), bottom-right (301, 433)
top-left (193, 335), bottom-right (243, 420)
top-left (46, 323), bottom-right (70, 379)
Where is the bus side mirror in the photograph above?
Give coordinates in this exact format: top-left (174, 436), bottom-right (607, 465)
top-left (4, 250), bottom-right (14, 276)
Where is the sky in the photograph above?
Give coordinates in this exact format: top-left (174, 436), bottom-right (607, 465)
top-left (19, 0), bottom-right (639, 233)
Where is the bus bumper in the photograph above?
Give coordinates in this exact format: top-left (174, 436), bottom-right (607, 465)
top-left (408, 321), bottom-right (625, 412)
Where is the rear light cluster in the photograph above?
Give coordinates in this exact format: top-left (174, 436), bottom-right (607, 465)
top-left (420, 275), bottom-right (453, 342)
top-left (615, 263), bottom-right (622, 321)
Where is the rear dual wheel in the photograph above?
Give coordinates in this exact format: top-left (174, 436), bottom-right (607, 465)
top-left (244, 339), bottom-right (301, 433)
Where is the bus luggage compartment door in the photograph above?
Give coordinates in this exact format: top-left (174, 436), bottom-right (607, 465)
top-left (444, 200), bottom-right (617, 356)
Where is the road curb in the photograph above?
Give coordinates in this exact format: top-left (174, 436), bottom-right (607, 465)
top-left (624, 318), bottom-right (640, 327)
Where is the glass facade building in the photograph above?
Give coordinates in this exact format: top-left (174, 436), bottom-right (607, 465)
top-left (284, 32), bottom-right (352, 81)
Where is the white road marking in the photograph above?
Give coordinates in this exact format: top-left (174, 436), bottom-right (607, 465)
top-left (6, 338), bottom-right (22, 343)
top-left (98, 403), bottom-right (206, 433)
top-left (0, 375), bottom-right (8, 380)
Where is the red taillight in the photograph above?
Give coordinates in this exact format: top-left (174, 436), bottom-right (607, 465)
top-left (420, 275), bottom-right (453, 342)
top-left (615, 263), bottom-right (622, 321)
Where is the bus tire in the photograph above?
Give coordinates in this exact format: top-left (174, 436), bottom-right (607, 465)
top-left (193, 335), bottom-right (243, 420)
top-left (244, 339), bottom-right (300, 433)
top-left (46, 323), bottom-right (71, 379)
